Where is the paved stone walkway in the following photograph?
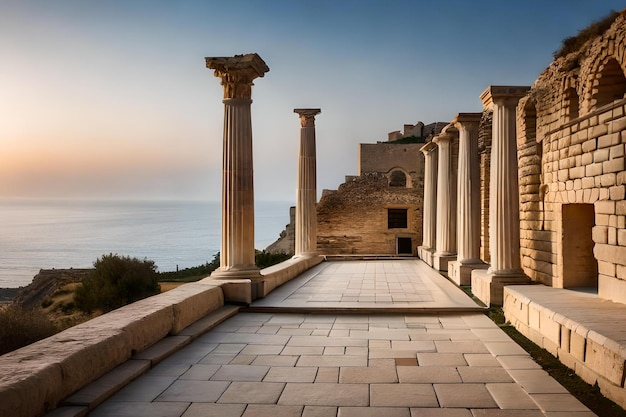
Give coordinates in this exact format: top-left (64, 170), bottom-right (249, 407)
top-left (88, 260), bottom-right (597, 417)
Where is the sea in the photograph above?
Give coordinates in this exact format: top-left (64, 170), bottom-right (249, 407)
top-left (0, 199), bottom-right (293, 288)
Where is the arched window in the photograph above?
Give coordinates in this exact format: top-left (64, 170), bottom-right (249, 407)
top-left (564, 87), bottom-right (579, 121)
top-left (389, 170), bottom-right (407, 187)
top-left (524, 100), bottom-right (537, 143)
top-left (592, 58), bottom-right (626, 109)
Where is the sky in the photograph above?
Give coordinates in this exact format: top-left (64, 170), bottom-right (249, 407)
top-left (1, 0), bottom-right (624, 202)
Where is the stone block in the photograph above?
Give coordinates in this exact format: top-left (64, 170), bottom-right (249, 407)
top-left (582, 177), bottom-right (595, 189)
top-left (603, 158), bottom-right (625, 174)
top-left (601, 173), bottom-right (617, 187)
top-left (599, 274), bottom-right (626, 304)
top-left (570, 331), bottom-right (587, 362)
top-left (581, 152), bottom-right (593, 165)
top-left (539, 310), bottom-right (560, 346)
top-left (584, 338), bottom-right (625, 386)
top-left (569, 166), bottom-right (585, 179)
top-left (610, 185), bottom-right (626, 200)
top-left (594, 148), bottom-right (610, 163)
top-left (599, 132), bottom-right (621, 148)
top-left (560, 326), bottom-right (571, 352)
top-left (568, 144), bottom-right (583, 156)
top-left (585, 162), bottom-right (603, 177)
top-left (610, 116), bottom-right (626, 134)
top-left (598, 260), bottom-right (616, 277)
top-left (618, 229), bottom-right (626, 246)
top-left (595, 200), bottom-right (616, 215)
top-left (610, 144), bottom-right (625, 159)
top-left (591, 226), bottom-right (609, 243)
top-left (594, 243), bottom-right (626, 264)
top-left (618, 200), bottom-right (626, 216)
top-left (590, 124), bottom-right (609, 139)
top-left (582, 138), bottom-right (597, 153)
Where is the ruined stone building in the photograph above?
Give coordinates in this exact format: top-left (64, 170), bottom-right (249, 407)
top-left (267, 122), bottom-right (447, 256)
top-left (514, 13), bottom-right (626, 303)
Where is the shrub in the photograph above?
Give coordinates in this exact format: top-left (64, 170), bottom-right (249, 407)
top-left (255, 250), bottom-right (291, 269)
top-left (0, 305), bottom-right (57, 355)
top-left (74, 254), bottom-right (160, 313)
top-left (554, 10), bottom-right (620, 59)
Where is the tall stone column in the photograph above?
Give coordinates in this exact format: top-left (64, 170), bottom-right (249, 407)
top-left (449, 113), bottom-right (487, 285)
top-left (294, 108), bottom-right (321, 257)
top-left (471, 86), bottom-right (530, 305)
top-left (418, 141), bottom-right (438, 267)
top-left (433, 131), bottom-right (458, 271)
top-left (205, 53), bottom-right (269, 279)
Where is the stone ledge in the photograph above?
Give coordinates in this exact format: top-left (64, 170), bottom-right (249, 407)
top-left (503, 285), bottom-right (626, 408)
top-left (259, 255), bottom-right (324, 297)
top-left (0, 282), bottom-right (226, 417)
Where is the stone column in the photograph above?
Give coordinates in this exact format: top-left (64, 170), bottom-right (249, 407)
top-left (449, 113), bottom-right (487, 285)
top-left (433, 131), bottom-right (458, 271)
top-left (418, 141), bottom-right (438, 267)
top-left (471, 86), bottom-right (530, 305)
top-left (205, 53), bottom-right (269, 279)
top-left (294, 108), bottom-right (321, 257)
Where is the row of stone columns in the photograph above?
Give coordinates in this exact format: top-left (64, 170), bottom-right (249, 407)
top-left (205, 54), bottom-right (320, 281)
top-left (420, 86), bottom-right (531, 304)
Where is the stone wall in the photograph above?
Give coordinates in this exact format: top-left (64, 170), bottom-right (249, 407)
top-left (317, 172), bottom-right (423, 255)
top-left (359, 142), bottom-right (423, 178)
top-left (516, 10), bottom-right (626, 303)
top-left (478, 110), bottom-right (492, 264)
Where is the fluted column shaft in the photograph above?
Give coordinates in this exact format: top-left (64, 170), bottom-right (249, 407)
top-left (205, 54), bottom-right (269, 278)
top-left (420, 146), bottom-right (438, 250)
top-left (221, 98), bottom-right (256, 269)
top-left (456, 117), bottom-right (481, 264)
top-left (434, 135), bottom-right (456, 256)
top-left (294, 109), bottom-right (321, 256)
top-left (490, 97), bottom-right (522, 274)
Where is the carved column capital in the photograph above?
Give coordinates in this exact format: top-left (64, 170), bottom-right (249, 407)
top-left (294, 108), bottom-right (321, 127)
top-left (205, 53), bottom-right (269, 99)
top-left (453, 113), bottom-right (482, 132)
top-left (480, 85), bottom-right (530, 109)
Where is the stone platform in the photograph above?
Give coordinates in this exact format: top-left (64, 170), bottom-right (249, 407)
top-left (58, 260), bottom-right (594, 417)
top-left (504, 284), bottom-right (626, 410)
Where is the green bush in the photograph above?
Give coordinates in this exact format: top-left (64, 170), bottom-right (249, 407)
top-left (74, 254), bottom-right (160, 313)
top-left (255, 250), bottom-right (291, 269)
top-left (0, 305), bottom-right (57, 355)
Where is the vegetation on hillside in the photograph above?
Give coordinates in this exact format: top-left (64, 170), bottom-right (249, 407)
top-left (158, 250), bottom-right (292, 282)
top-left (0, 305), bottom-right (57, 355)
top-left (74, 254), bottom-right (160, 313)
top-left (554, 10), bottom-right (620, 59)
top-left (0, 250), bottom-right (292, 355)
top-left (390, 135), bottom-right (425, 144)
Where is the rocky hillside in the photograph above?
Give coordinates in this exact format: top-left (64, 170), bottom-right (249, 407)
top-left (12, 269), bottom-right (92, 310)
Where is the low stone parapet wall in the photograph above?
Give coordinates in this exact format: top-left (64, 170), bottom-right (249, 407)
top-left (259, 255), bottom-right (324, 297)
top-left (503, 284), bottom-right (626, 408)
top-left (0, 281), bottom-right (226, 417)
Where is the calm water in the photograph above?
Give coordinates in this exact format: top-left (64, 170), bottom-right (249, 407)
top-left (0, 199), bottom-right (292, 288)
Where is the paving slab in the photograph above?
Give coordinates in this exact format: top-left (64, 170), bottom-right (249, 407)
top-left (248, 260), bottom-right (484, 313)
top-left (85, 260), bottom-right (597, 417)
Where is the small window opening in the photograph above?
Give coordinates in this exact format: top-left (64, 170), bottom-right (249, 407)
top-left (388, 209), bottom-right (408, 229)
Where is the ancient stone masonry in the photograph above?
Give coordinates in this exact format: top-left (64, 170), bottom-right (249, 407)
top-left (316, 172), bottom-right (423, 255)
top-left (516, 10), bottom-right (626, 303)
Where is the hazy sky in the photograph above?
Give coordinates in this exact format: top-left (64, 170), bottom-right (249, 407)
top-left (1, 1), bottom-right (623, 202)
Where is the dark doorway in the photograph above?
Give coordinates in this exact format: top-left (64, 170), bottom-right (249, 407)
top-left (562, 204), bottom-right (597, 288)
top-left (397, 237), bottom-right (412, 255)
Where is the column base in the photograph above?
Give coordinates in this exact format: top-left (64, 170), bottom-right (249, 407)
top-left (417, 246), bottom-right (435, 267)
top-left (433, 253), bottom-right (457, 272)
top-left (210, 266), bottom-right (262, 280)
top-left (449, 261), bottom-right (488, 286)
top-left (471, 268), bottom-right (529, 306)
